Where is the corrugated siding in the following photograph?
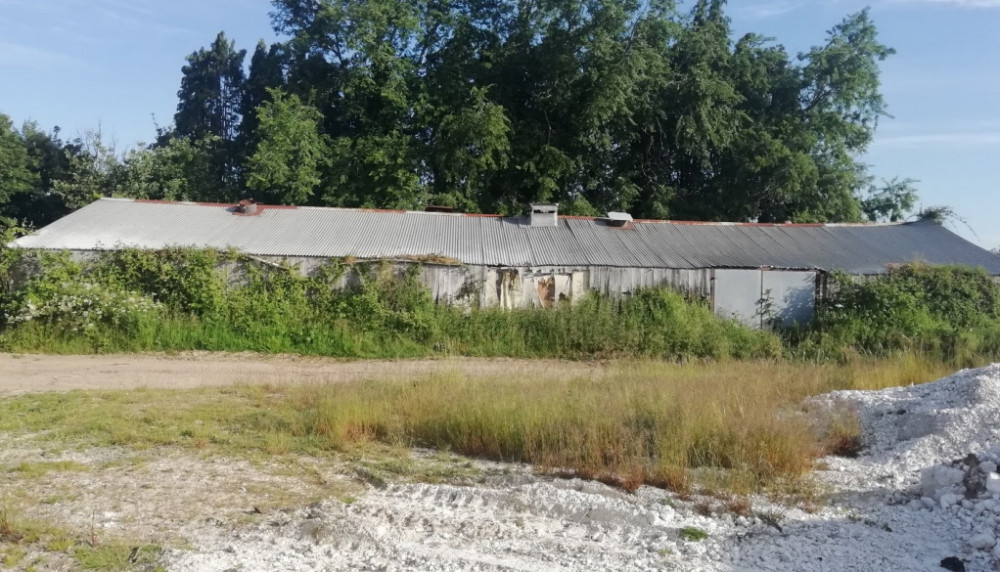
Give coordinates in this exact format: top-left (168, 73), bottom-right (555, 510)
top-left (13, 198), bottom-right (1000, 275)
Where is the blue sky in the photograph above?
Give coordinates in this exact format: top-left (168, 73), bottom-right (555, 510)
top-left (2, 0), bottom-right (998, 247)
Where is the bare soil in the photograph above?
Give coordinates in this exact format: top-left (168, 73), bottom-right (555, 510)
top-left (0, 353), bottom-right (608, 395)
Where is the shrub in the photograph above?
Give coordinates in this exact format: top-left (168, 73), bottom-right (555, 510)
top-left (3, 281), bottom-right (163, 332)
top-left (795, 264), bottom-right (1000, 363)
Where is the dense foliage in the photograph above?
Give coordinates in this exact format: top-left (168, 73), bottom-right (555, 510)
top-left (794, 264), bottom-right (1000, 364)
top-left (0, 248), bottom-right (781, 360)
top-left (1, 0), bottom-right (918, 229)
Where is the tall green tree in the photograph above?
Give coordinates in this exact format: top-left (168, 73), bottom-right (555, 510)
top-left (246, 89), bottom-right (326, 205)
top-left (141, 1), bottom-right (915, 222)
top-left (272, 0), bottom-right (440, 208)
top-left (1, 120), bottom-right (122, 227)
top-left (4, 122), bottom-right (75, 226)
top-left (173, 32), bottom-right (247, 199)
top-left (239, 40), bottom-right (287, 160)
top-left (175, 32), bottom-right (247, 143)
top-left (861, 177), bottom-right (918, 223)
top-left (0, 114), bottom-right (38, 213)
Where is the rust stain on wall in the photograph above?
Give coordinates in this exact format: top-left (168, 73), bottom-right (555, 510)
top-left (536, 276), bottom-right (556, 308)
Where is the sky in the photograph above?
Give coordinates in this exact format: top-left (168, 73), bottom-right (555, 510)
top-left (2, 0), bottom-right (999, 247)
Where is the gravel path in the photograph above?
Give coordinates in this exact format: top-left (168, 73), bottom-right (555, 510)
top-left (0, 352), bottom-right (607, 394)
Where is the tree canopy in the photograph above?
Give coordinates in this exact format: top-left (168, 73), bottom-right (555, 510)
top-left (2, 1), bottom-right (922, 229)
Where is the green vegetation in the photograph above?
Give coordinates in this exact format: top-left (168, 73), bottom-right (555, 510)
top-left (1, 246), bottom-right (996, 497)
top-left (2, 2), bottom-right (918, 229)
top-left (73, 543), bottom-right (162, 571)
top-left (1, 497), bottom-right (74, 558)
top-left (1, 493), bottom-right (163, 572)
top-left (0, 248), bottom-right (781, 360)
top-left (4, 247), bottom-right (1000, 365)
top-left (679, 527), bottom-right (709, 542)
top-left (7, 461), bottom-right (89, 479)
top-left (792, 263), bottom-right (1000, 364)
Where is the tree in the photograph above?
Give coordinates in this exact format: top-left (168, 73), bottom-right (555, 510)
top-left (127, 1), bottom-right (919, 222)
top-left (114, 135), bottom-right (221, 202)
top-left (246, 89), bottom-right (326, 205)
top-left (173, 32), bottom-right (247, 198)
top-left (427, 87), bottom-right (511, 210)
top-left (272, 0), bottom-right (442, 209)
top-left (51, 129), bottom-right (120, 210)
top-left (175, 32), bottom-right (247, 143)
top-left (0, 114), bottom-right (38, 212)
top-left (3, 122), bottom-right (74, 226)
top-left (239, 40), bottom-right (287, 160)
top-left (861, 177), bottom-right (918, 222)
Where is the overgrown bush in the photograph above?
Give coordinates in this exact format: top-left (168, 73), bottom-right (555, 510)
top-left (0, 248), bottom-right (780, 360)
top-left (794, 264), bottom-right (1000, 363)
top-left (0, 221), bottom-right (29, 328)
top-left (2, 281), bottom-right (163, 332)
top-left (10, 249), bottom-right (993, 363)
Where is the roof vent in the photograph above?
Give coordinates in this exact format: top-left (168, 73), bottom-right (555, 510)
top-left (530, 203), bottom-right (559, 227)
top-left (424, 205), bottom-right (455, 213)
top-left (235, 198), bottom-right (258, 215)
top-left (604, 211), bottom-right (633, 227)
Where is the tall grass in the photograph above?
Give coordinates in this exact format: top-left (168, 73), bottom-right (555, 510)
top-left (0, 249), bottom-right (781, 360)
top-left (0, 357), bottom-right (957, 494)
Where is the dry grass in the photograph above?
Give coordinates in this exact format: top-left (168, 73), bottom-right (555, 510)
top-left (0, 355), bottom-right (959, 494)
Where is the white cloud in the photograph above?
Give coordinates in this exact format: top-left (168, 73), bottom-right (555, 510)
top-left (0, 40), bottom-right (76, 69)
top-left (874, 132), bottom-right (1000, 148)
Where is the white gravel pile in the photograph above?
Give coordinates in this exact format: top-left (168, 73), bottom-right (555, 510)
top-left (167, 365), bottom-right (1000, 572)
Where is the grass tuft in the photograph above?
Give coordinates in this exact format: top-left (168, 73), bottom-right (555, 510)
top-left (8, 460), bottom-right (89, 478)
top-left (679, 526), bottom-right (709, 541)
top-left (73, 543), bottom-right (162, 571)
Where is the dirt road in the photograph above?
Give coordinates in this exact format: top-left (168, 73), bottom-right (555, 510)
top-left (0, 352), bottom-right (608, 394)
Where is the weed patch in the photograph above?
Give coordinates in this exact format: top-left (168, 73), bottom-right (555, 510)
top-left (0, 357), bottom-right (952, 495)
top-left (73, 543), bottom-right (162, 571)
top-left (8, 460), bottom-right (89, 478)
top-left (679, 526), bottom-right (709, 541)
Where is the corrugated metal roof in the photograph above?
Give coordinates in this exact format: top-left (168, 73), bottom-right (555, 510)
top-left (12, 198), bottom-right (1000, 275)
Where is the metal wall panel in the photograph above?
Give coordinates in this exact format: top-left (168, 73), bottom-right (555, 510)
top-left (712, 269), bottom-right (764, 327)
top-left (761, 270), bottom-right (816, 327)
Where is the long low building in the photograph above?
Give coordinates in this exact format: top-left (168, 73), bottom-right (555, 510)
top-left (11, 198), bottom-right (1000, 327)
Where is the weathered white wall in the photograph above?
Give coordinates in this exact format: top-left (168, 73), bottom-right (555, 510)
top-left (264, 257), bottom-right (716, 310)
